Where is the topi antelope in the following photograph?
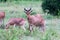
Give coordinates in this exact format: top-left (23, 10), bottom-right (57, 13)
top-left (24, 8), bottom-right (45, 32)
top-left (5, 18), bottom-right (26, 31)
top-left (0, 12), bottom-right (5, 27)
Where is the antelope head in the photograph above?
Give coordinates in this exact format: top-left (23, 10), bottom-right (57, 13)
top-left (24, 8), bottom-right (32, 15)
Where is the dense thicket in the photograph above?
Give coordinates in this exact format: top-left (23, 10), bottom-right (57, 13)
top-left (42, 0), bottom-right (60, 16)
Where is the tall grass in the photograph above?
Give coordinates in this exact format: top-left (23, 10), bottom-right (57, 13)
top-left (0, 0), bottom-right (42, 2)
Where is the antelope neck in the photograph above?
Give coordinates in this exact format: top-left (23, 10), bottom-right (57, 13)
top-left (27, 14), bottom-right (31, 18)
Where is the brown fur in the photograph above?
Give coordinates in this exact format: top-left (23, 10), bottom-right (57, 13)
top-left (6, 18), bottom-right (26, 31)
top-left (24, 8), bottom-right (45, 32)
top-left (0, 12), bottom-right (5, 26)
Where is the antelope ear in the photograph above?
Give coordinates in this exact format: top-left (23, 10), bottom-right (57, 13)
top-left (29, 10), bottom-right (32, 13)
top-left (31, 10), bottom-right (32, 12)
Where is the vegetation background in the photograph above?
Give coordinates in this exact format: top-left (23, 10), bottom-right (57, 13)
top-left (0, 0), bottom-right (60, 40)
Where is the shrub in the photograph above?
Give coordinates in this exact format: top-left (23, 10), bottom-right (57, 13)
top-left (0, 0), bottom-right (7, 2)
top-left (42, 0), bottom-right (60, 16)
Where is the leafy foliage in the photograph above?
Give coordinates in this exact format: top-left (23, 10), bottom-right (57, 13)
top-left (42, 0), bottom-right (60, 16)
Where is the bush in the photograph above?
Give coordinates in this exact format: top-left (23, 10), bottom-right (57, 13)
top-left (42, 0), bottom-right (60, 16)
top-left (0, 0), bottom-right (7, 2)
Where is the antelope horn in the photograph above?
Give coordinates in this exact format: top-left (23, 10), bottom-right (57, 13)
top-left (24, 8), bottom-right (27, 11)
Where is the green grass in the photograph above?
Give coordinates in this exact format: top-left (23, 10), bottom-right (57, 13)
top-left (0, 1), bottom-right (60, 40)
